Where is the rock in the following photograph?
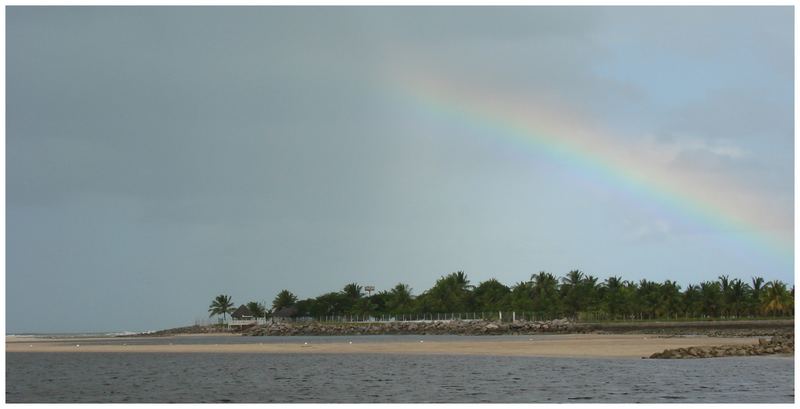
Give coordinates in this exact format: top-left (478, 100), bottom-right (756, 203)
top-left (239, 318), bottom-right (794, 341)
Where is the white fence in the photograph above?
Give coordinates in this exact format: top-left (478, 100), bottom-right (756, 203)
top-left (195, 311), bottom-right (779, 327)
top-left (300, 312), bottom-right (551, 323)
top-left (195, 318), bottom-right (269, 327)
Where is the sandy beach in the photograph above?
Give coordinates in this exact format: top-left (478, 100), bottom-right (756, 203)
top-left (6, 334), bottom-right (765, 358)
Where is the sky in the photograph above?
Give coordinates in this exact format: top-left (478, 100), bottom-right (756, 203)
top-left (6, 6), bottom-right (794, 333)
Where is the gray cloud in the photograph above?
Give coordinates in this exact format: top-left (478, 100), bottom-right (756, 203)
top-left (7, 7), bottom-right (793, 333)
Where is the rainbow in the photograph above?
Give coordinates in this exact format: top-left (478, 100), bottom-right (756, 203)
top-left (385, 75), bottom-right (793, 270)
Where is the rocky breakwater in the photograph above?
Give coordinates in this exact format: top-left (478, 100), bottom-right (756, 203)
top-left (648, 334), bottom-right (794, 359)
top-left (575, 319), bottom-right (793, 337)
top-left (244, 319), bottom-right (578, 336)
top-left (131, 325), bottom-right (234, 337)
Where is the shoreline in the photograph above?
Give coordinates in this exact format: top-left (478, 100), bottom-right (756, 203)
top-left (4, 333), bottom-right (778, 359)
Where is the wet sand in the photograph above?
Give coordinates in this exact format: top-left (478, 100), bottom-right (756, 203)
top-left (6, 334), bottom-right (762, 358)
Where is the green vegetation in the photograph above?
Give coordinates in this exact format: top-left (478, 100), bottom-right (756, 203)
top-left (246, 301), bottom-right (268, 318)
top-left (208, 294), bottom-right (235, 323)
top-left (261, 271), bottom-right (793, 321)
top-left (272, 290), bottom-right (298, 311)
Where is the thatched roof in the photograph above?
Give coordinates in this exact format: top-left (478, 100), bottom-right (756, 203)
top-left (231, 304), bottom-right (254, 319)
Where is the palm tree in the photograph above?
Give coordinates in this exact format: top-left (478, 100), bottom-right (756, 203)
top-left (343, 283), bottom-right (364, 300)
top-left (341, 283), bottom-right (365, 314)
top-left (426, 271), bottom-right (475, 312)
top-left (350, 297), bottom-right (378, 316)
top-left (208, 294), bottom-right (235, 323)
top-left (386, 283), bottom-right (414, 314)
top-left (453, 271), bottom-right (476, 311)
top-left (246, 301), bottom-right (267, 319)
top-left (602, 276), bottom-right (624, 319)
top-left (453, 271), bottom-right (474, 291)
top-left (636, 279), bottom-right (661, 319)
top-left (620, 280), bottom-right (639, 318)
top-left (718, 275), bottom-right (731, 317)
top-left (582, 275), bottom-right (600, 315)
top-left (562, 270), bottom-right (584, 287)
top-left (474, 279), bottom-right (511, 312)
top-left (272, 289), bottom-right (298, 311)
top-left (659, 280), bottom-right (682, 319)
top-left (728, 279), bottom-right (751, 318)
top-left (750, 276), bottom-right (765, 317)
top-left (699, 281), bottom-right (722, 318)
top-left (244, 273), bottom-right (793, 323)
top-left (531, 272), bottom-right (560, 316)
top-left (762, 280), bottom-right (791, 317)
top-left (560, 270), bottom-right (585, 318)
top-left (531, 271), bottom-right (558, 289)
top-left (683, 284), bottom-right (702, 318)
top-left (509, 281), bottom-right (535, 312)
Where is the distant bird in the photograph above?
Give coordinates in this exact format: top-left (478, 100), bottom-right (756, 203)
top-left (419, 340), bottom-right (424, 343)
top-left (349, 341), bottom-right (353, 344)
top-left (75, 344), bottom-right (80, 347)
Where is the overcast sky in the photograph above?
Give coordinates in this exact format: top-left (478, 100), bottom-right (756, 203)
top-left (7, 7), bottom-right (793, 333)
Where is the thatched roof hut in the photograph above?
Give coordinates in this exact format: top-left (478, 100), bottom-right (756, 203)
top-left (231, 304), bottom-right (254, 320)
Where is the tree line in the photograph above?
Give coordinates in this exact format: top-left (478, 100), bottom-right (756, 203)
top-left (209, 270), bottom-right (794, 322)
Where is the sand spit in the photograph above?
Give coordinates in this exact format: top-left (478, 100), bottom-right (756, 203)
top-left (6, 334), bottom-right (767, 359)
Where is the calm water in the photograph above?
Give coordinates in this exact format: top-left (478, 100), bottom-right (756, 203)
top-left (6, 336), bottom-right (794, 403)
top-left (9, 333), bottom-right (628, 345)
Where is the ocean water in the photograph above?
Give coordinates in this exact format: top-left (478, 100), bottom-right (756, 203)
top-left (8, 333), bottom-right (629, 345)
top-left (6, 336), bottom-right (794, 403)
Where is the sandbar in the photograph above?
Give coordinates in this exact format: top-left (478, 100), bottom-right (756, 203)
top-left (6, 334), bottom-right (765, 358)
